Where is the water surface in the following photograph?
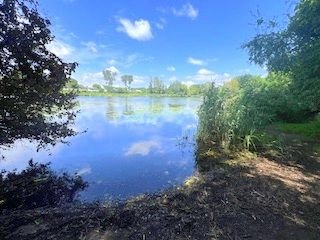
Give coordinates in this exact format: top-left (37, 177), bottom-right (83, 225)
top-left (1, 96), bottom-right (202, 201)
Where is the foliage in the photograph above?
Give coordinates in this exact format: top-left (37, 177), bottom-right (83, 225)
top-left (188, 83), bottom-right (210, 96)
top-left (121, 75), bottom-right (133, 91)
top-left (65, 78), bottom-right (79, 89)
top-left (0, 0), bottom-right (78, 149)
top-left (277, 118), bottom-right (320, 139)
top-left (148, 77), bottom-right (165, 94)
top-left (92, 83), bottom-right (104, 92)
top-left (0, 160), bottom-right (88, 210)
top-left (243, 0), bottom-right (320, 119)
top-left (198, 73), bottom-right (295, 150)
top-left (103, 69), bottom-right (117, 92)
top-left (167, 81), bottom-right (188, 96)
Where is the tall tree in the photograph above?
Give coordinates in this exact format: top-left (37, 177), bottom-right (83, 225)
top-left (103, 69), bottom-right (117, 92)
top-left (121, 75), bottom-right (133, 91)
top-left (0, 0), bottom-right (78, 149)
top-left (151, 77), bottom-right (165, 94)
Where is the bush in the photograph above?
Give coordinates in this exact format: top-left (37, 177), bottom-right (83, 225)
top-left (197, 73), bottom-right (300, 151)
top-left (0, 160), bottom-right (88, 210)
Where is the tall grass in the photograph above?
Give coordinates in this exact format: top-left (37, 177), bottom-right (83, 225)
top-left (197, 73), bottom-right (294, 151)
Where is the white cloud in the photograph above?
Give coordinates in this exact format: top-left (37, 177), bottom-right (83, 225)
top-left (47, 37), bottom-right (113, 64)
top-left (117, 18), bottom-right (153, 41)
top-left (156, 18), bottom-right (166, 29)
top-left (197, 68), bottom-right (213, 75)
top-left (173, 3), bottom-right (198, 20)
top-left (125, 140), bottom-right (162, 156)
top-left (188, 57), bottom-right (206, 66)
top-left (78, 72), bottom-right (104, 86)
top-left (186, 68), bottom-right (232, 86)
top-left (47, 40), bottom-right (73, 59)
top-left (105, 66), bottom-right (120, 74)
top-left (167, 66), bottom-right (176, 72)
top-left (82, 41), bottom-right (98, 53)
top-left (107, 59), bottom-right (117, 65)
top-left (76, 166), bottom-right (92, 176)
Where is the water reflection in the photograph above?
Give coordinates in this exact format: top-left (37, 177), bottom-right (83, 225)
top-left (1, 96), bottom-right (202, 201)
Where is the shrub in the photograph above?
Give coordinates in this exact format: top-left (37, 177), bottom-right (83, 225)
top-left (197, 73), bottom-right (297, 151)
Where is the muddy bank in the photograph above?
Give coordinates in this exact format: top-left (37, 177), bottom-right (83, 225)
top-left (1, 139), bottom-right (320, 239)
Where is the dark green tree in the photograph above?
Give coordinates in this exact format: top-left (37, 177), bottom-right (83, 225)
top-left (243, 0), bottom-right (320, 118)
top-left (0, 0), bottom-right (78, 148)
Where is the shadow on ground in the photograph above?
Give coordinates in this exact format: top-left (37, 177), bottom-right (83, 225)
top-left (1, 137), bottom-right (319, 239)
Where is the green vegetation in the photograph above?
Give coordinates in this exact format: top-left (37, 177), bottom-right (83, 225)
top-left (0, 0), bottom-right (86, 213)
top-left (277, 118), bottom-right (320, 139)
top-left (198, 73), bottom-right (293, 151)
top-left (244, 0), bottom-right (320, 120)
top-left (198, 0), bottom-right (320, 151)
top-left (66, 79), bottom-right (210, 97)
top-left (0, 0), bottom-right (78, 149)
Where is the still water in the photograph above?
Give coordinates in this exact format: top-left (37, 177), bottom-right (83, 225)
top-left (1, 96), bottom-right (202, 201)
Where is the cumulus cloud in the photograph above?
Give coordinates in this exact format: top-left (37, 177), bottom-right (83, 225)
top-left (77, 72), bottom-right (104, 86)
top-left (186, 68), bottom-right (232, 86)
top-left (47, 40), bottom-right (73, 59)
top-left (167, 66), bottom-right (176, 72)
top-left (117, 18), bottom-right (153, 41)
top-left (187, 57), bottom-right (206, 66)
top-left (197, 68), bottom-right (213, 75)
top-left (104, 66), bottom-right (120, 74)
top-left (173, 3), bottom-right (198, 20)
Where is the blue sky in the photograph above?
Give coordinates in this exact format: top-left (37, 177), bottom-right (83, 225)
top-left (41, 0), bottom-right (295, 87)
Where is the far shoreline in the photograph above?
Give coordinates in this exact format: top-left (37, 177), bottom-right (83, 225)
top-left (75, 91), bottom-right (203, 98)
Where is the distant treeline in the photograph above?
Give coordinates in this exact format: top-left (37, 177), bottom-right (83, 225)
top-left (65, 78), bottom-right (211, 96)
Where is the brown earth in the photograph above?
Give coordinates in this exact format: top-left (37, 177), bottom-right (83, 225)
top-left (1, 134), bottom-right (319, 240)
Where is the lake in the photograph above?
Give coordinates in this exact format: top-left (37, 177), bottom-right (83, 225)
top-left (0, 96), bottom-right (202, 201)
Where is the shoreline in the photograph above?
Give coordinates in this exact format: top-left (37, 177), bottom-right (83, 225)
top-left (2, 131), bottom-right (319, 239)
top-left (76, 91), bottom-right (203, 98)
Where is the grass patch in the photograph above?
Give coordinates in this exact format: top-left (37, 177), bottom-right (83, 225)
top-left (277, 119), bottom-right (320, 138)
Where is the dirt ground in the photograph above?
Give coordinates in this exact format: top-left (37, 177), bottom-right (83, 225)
top-left (1, 134), bottom-right (319, 240)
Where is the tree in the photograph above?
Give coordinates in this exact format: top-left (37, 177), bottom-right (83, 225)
top-left (65, 78), bottom-right (79, 89)
top-left (103, 69), bottom-right (117, 92)
top-left (167, 81), bottom-right (188, 96)
top-left (150, 77), bottom-right (165, 94)
top-left (148, 78), bottom-right (153, 93)
top-left (243, 0), bottom-right (320, 118)
top-left (121, 75), bottom-right (133, 91)
top-left (0, 0), bottom-right (78, 149)
top-left (92, 83), bottom-right (104, 92)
